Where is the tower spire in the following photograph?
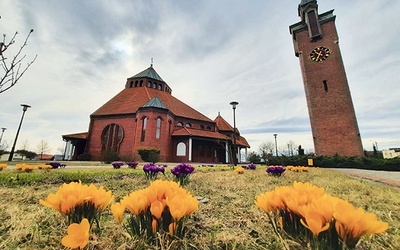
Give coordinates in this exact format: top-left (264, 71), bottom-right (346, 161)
top-left (297, 0), bottom-right (321, 39)
top-left (151, 58), bottom-right (153, 67)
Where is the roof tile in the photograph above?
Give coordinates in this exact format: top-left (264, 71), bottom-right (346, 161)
top-left (92, 87), bottom-right (213, 122)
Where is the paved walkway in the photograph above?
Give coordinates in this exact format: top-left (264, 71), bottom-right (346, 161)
top-left (331, 168), bottom-right (400, 188)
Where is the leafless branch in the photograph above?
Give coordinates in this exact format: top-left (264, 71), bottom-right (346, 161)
top-left (0, 28), bottom-right (37, 94)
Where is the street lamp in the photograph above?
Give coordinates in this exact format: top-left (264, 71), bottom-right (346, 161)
top-left (8, 104), bottom-right (31, 161)
top-left (230, 101), bottom-right (239, 166)
top-left (273, 133), bottom-right (278, 157)
top-left (0, 127), bottom-right (6, 146)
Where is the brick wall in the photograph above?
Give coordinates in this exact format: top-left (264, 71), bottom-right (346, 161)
top-left (293, 19), bottom-right (364, 156)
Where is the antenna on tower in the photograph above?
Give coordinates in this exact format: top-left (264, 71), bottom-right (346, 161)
top-left (151, 58), bottom-right (153, 67)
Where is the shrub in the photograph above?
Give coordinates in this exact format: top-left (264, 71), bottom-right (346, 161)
top-left (267, 155), bottom-right (400, 171)
top-left (119, 154), bottom-right (136, 162)
top-left (137, 148), bottom-right (160, 163)
top-left (101, 150), bottom-right (120, 164)
top-left (77, 153), bottom-right (91, 161)
top-left (247, 151), bottom-right (261, 164)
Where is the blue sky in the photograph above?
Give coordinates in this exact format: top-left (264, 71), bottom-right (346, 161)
top-left (1, 0), bottom-right (399, 155)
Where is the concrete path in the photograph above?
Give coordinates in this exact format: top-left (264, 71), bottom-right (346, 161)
top-left (332, 168), bottom-right (400, 188)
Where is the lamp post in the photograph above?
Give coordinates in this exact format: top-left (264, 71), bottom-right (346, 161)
top-left (8, 104), bottom-right (31, 161)
top-left (0, 127), bottom-right (6, 146)
top-left (230, 101), bottom-right (239, 166)
top-left (273, 133), bottom-right (278, 157)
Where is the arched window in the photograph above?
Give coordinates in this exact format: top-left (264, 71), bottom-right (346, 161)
top-left (200, 125), bottom-right (205, 130)
top-left (206, 126), bottom-right (211, 130)
top-left (185, 123), bottom-right (192, 128)
top-left (177, 122), bottom-right (183, 127)
top-left (129, 81), bottom-right (134, 88)
top-left (153, 83), bottom-right (157, 89)
top-left (156, 117), bottom-right (162, 139)
top-left (141, 117), bottom-right (147, 142)
top-left (101, 124), bottom-right (124, 152)
top-left (147, 81), bottom-right (151, 87)
top-left (140, 80), bottom-right (143, 87)
top-left (177, 142), bottom-right (186, 156)
top-left (135, 80), bottom-right (139, 87)
top-left (158, 84), bottom-right (162, 90)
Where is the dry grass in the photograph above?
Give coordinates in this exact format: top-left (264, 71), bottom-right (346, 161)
top-left (0, 167), bottom-right (399, 249)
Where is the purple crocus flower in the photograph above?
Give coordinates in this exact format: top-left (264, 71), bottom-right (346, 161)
top-left (247, 163), bottom-right (256, 170)
top-left (143, 163), bottom-right (164, 180)
top-left (171, 163), bottom-right (195, 185)
top-left (46, 162), bottom-right (63, 169)
top-left (266, 165), bottom-right (286, 176)
top-left (111, 161), bottom-right (124, 169)
top-left (126, 161), bottom-right (139, 168)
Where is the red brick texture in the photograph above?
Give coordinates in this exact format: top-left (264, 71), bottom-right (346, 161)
top-left (292, 18), bottom-right (364, 156)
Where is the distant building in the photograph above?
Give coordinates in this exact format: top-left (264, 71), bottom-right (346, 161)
top-left (382, 148), bottom-right (400, 159)
top-left (63, 65), bottom-right (249, 163)
top-left (0, 153), bottom-right (26, 161)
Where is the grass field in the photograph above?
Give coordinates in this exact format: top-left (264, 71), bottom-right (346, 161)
top-left (0, 166), bottom-right (399, 249)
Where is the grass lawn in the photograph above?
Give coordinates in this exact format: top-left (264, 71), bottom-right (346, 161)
top-left (0, 166), bottom-right (398, 249)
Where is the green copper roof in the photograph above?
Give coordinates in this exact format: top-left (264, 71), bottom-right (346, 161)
top-left (142, 95), bottom-right (167, 109)
top-left (130, 66), bottom-right (164, 82)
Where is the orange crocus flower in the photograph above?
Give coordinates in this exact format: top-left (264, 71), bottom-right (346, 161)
top-left (61, 218), bottom-right (90, 249)
top-left (150, 200), bottom-right (164, 219)
top-left (110, 202), bottom-right (125, 224)
top-left (300, 208), bottom-right (330, 236)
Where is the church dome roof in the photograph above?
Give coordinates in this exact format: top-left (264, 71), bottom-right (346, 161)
top-left (129, 66), bottom-right (164, 82)
top-left (142, 95), bottom-right (167, 109)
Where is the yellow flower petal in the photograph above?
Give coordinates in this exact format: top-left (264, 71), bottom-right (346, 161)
top-left (110, 202), bottom-right (125, 224)
top-left (150, 200), bottom-right (164, 219)
top-left (61, 218), bottom-right (90, 249)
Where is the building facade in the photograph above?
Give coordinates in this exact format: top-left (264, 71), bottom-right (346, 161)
top-left (382, 148), bottom-right (400, 159)
top-left (63, 65), bottom-right (249, 163)
top-left (289, 0), bottom-right (363, 156)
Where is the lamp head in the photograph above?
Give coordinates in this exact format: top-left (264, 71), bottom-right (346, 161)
top-left (20, 104), bottom-right (31, 111)
top-left (230, 101), bottom-right (239, 109)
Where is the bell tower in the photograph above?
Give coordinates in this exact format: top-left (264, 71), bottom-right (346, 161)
top-left (289, 0), bottom-right (363, 156)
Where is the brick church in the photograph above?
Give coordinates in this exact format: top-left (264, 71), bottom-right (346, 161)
top-left (62, 65), bottom-right (250, 163)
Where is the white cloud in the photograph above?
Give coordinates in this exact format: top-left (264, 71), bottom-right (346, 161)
top-left (1, 0), bottom-right (399, 155)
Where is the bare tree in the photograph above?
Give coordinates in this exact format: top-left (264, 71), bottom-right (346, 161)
top-left (0, 139), bottom-right (9, 151)
top-left (286, 140), bottom-right (297, 156)
top-left (1, 17), bottom-right (37, 94)
top-left (259, 141), bottom-right (274, 163)
top-left (57, 144), bottom-right (65, 154)
top-left (36, 140), bottom-right (51, 160)
top-left (20, 139), bottom-right (30, 151)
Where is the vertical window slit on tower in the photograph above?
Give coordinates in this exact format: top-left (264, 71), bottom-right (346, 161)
top-left (323, 80), bottom-right (328, 92)
top-left (307, 10), bottom-right (321, 38)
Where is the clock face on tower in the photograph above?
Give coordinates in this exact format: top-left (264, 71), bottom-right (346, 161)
top-left (309, 46), bottom-right (331, 62)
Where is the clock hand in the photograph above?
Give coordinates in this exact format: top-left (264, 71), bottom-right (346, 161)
top-left (316, 51), bottom-right (324, 61)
